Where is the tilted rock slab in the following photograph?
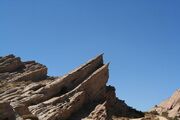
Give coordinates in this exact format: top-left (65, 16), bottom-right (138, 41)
top-left (0, 54), bottom-right (144, 120)
top-left (151, 89), bottom-right (180, 119)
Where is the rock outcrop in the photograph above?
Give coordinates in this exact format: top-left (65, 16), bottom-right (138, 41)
top-left (0, 54), bottom-right (144, 120)
top-left (151, 89), bottom-right (180, 119)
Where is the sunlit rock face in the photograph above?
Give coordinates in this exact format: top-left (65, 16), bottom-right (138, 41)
top-left (151, 89), bottom-right (180, 119)
top-left (0, 54), bottom-right (144, 120)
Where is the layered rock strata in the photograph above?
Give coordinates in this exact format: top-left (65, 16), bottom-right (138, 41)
top-left (151, 89), bottom-right (180, 119)
top-left (0, 54), bottom-right (144, 120)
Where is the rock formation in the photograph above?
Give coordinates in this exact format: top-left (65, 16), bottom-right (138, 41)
top-left (151, 89), bottom-right (180, 119)
top-left (0, 54), bottom-right (144, 120)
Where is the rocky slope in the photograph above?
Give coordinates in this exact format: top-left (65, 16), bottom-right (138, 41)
top-left (0, 54), bottom-right (144, 120)
top-left (151, 89), bottom-right (180, 119)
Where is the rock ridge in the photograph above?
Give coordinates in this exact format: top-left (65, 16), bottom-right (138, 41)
top-left (0, 54), bottom-right (144, 120)
top-left (151, 89), bottom-right (180, 119)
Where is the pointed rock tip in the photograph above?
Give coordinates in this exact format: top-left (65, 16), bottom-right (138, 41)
top-left (94, 53), bottom-right (104, 59)
top-left (86, 53), bottom-right (104, 64)
top-left (99, 53), bottom-right (104, 56)
top-left (101, 63), bottom-right (110, 69)
top-left (106, 62), bottom-right (110, 67)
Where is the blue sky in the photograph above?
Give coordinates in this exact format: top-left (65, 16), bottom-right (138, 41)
top-left (0, 1), bottom-right (180, 111)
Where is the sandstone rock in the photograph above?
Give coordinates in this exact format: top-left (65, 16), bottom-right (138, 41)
top-left (151, 89), bottom-right (180, 119)
top-left (0, 54), bottom-right (144, 120)
top-left (85, 102), bottom-right (108, 120)
top-left (0, 54), bottom-right (24, 73)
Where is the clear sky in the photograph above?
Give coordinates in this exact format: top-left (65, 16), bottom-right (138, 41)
top-left (0, 1), bottom-right (180, 111)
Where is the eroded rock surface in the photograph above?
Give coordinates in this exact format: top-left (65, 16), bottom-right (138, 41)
top-left (151, 89), bottom-right (180, 119)
top-left (0, 54), bottom-right (144, 120)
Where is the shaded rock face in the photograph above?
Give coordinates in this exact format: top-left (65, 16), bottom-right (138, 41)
top-left (0, 54), bottom-right (144, 120)
top-left (151, 89), bottom-right (180, 119)
top-left (0, 102), bottom-right (16, 120)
